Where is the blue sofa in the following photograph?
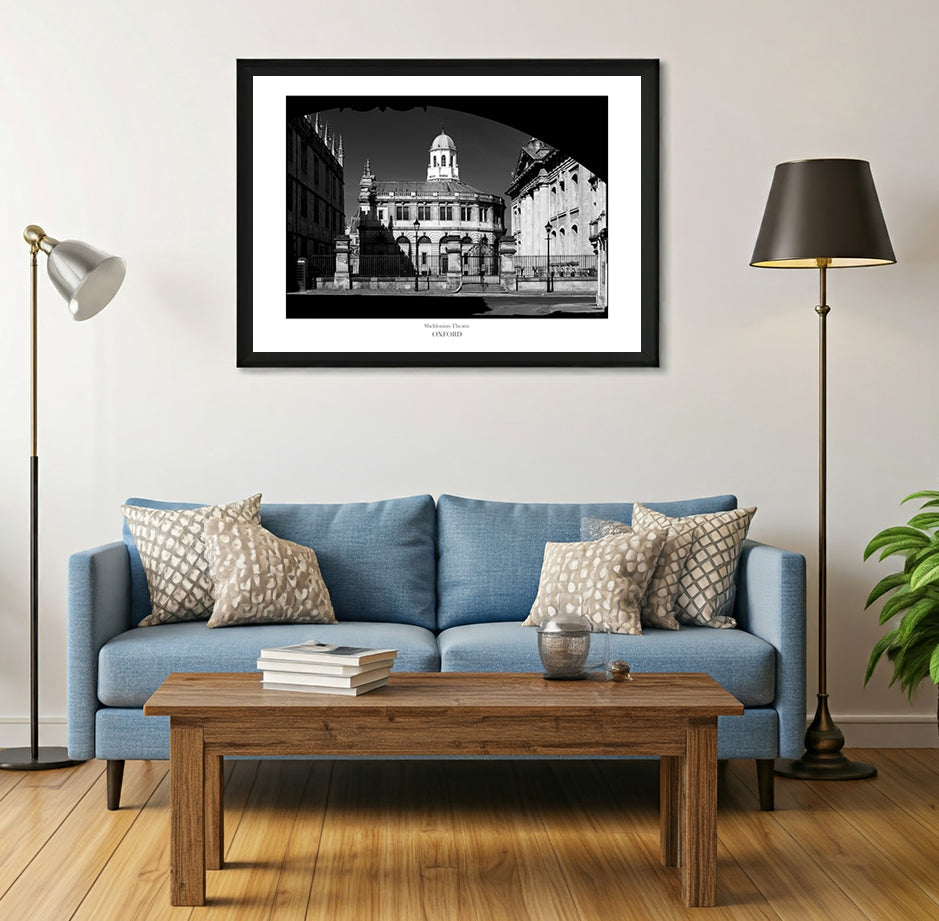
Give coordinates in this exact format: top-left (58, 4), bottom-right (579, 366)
top-left (67, 493), bottom-right (805, 811)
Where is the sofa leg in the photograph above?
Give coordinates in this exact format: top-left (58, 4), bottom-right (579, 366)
top-left (756, 759), bottom-right (774, 811)
top-left (107, 759), bottom-right (125, 810)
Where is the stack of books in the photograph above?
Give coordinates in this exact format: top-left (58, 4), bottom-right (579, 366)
top-left (257, 641), bottom-right (397, 696)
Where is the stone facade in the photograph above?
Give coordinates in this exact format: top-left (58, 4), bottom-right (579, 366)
top-left (348, 131), bottom-right (506, 276)
top-left (505, 138), bottom-right (606, 260)
top-left (287, 113), bottom-right (345, 289)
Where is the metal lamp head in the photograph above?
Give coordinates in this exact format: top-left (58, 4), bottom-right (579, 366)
top-left (24, 225), bottom-right (126, 320)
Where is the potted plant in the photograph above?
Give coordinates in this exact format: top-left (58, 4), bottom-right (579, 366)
top-left (863, 490), bottom-right (939, 733)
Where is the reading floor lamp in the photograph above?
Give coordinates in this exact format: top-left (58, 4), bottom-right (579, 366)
top-left (0, 226), bottom-right (125, 771)
top-left (751, 159), bottom-right (895, 780)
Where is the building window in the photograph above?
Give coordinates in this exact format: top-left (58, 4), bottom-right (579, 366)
top-left (440, 203), bottom-right (453, 221)
top-left (571, 224), bottom-right (579, 238)
top-left (421, 251), bottom-right (428, 266)
top-left (396, 204), bottom-right (410, 221)
top-left (433, 155), bottom-right (437, 167)
top-left (418, 203), bottom-right (432, 221)
top-left (314, 158), bottom-right (320, 184)
top-left (301, 189), bottom-right (308, 218)
top-left (287, 129), bottom-right (294, 163)
top-left (301, 146), bottom-right (308, 174)
top-left (460, 205), bottom-right (473, 222)
top-left (441, 154), bottom-right (447, 167)
top-left (314, 197), bottom-right (320, 222)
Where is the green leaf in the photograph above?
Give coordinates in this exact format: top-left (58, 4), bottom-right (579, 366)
top-left (898, 598), bottom-right (939, 641)
top-left (907, 512), bottom-right (939, 531)
top-left (910, 556), bottom-right (939, 590)
top-left (878, 587), bottom-right (926, 624)
top-left (865, 632), bottom-right (898, 684)
top-left (865, 572), bottom-right (908, 608)
top-left (930, 645), bottom-right (939, 685)
top-left (913, 499), bottom-right (939, 511)
top-left (903, 490), bottom-right (939, 504)
top-left (864, 527), bottom-right (930, 561)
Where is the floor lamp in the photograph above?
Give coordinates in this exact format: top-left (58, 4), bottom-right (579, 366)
top-left (751, 159), bottom-right (895, 780)
top-left (0, 225), bottom-right (125, 772)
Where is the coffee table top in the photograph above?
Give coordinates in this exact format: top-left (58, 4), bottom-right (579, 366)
top-left (144, 672), bottom-right (742, 719)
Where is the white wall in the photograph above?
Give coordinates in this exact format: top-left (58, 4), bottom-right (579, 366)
top-left (1, 0), bottom-right (936, 749)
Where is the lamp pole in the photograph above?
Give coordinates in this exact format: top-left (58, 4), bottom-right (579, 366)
top-left (413, 219), bottom-right (420, 291)
top-left (545, 222), bottom-right (552, 293)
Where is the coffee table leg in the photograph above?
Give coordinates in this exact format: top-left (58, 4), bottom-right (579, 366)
top-left (680, 721), bottom-right (718, 907)
top-left (659, 755), bottom-right (681, 867)
top-left (170, 720), bottom-right (206, 906)
top-left (205, 753), bottom-right (224, 871)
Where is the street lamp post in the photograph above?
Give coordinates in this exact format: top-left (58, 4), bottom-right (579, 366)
top-left (545, 222), bottom-right (552, 293)
top-left (413, 219), bottom-right (420, 291)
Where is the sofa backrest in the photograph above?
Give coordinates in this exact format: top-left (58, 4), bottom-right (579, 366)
top-left (435, 494), bottom-right (739, 631)
top-left (122, 494), bottom-right (437, 629)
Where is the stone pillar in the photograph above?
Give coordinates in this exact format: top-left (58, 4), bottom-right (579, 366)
top-left (499, 235), bottom-right (517, 291)
top-left (594, 228), bottom-right (608, 309)
top-left (446, 240), bottom-right (463, 289)
top-left (334, 235), bottom-right (351, 290)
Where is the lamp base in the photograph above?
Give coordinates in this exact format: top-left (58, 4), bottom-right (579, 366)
top-left (775, 692), bottom-right (876, 781)
top-left (776, 753), bottom-right (877, 781)
top-left (0, 746), bottom-right (82, 771)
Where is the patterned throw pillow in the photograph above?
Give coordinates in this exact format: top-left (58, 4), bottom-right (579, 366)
top-left (523, 529), bottom-right (665, 635)
top-left (203, 517), bottom-right (337, 628)
top-left (632, 503), bottom-right (756, 629)
top-left (581, 516), bottom-right (696, 630)
top-left (123, 494), bottom-right (262, 627)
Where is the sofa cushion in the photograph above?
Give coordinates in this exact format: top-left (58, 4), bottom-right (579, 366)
top-left (123, 494), bottom-right (262, 627)
top-left (123, 494), bottom-right (436, 629)
top-left (98, 621), bottom-right (440, 707)
top-left (436, 621), bottom-right (776, 706)
top-left (203, 517), bottom-right (337, 628)
top-left (435, 494), bottom-right (738, 630)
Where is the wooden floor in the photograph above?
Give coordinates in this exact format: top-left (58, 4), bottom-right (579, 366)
top-left (0, 749), bottom-right (937, 920)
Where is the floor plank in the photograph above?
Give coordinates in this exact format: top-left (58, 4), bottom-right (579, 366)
top-left (2, 751), bottom-right (939, 921)
top-left (731, 755), bottom-right (939, 920)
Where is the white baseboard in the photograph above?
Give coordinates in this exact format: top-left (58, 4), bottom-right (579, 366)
top-left (0, 719), bottom-right (68, 750)
top-left (835, 714), bottom-right (938, 749)
top-left (1, 716), bottom-right (935, 752)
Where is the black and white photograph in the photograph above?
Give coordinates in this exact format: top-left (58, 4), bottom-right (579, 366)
top-left (237, 59), bottom-right (659, 366)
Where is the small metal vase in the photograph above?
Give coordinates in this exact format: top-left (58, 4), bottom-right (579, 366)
top-left (537, 611), bottom-right (593, 680)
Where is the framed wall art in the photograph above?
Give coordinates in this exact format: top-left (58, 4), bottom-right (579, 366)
top-left (236, 58), bottom-right (659, 367)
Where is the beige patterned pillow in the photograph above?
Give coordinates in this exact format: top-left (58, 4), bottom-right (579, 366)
top-left (582, 516), bottom-right (696, 630)
top-left (124, 494), bottom-right (262, 627)
top-left (632, 503), bottom-right (756, 628)
top-left (523, 529), bottom-right (665, 635)
top-left (203, 517), bottom-right (337, 628)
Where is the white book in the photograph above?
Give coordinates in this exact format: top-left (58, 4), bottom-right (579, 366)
top-left (257, 641), bottom-right (398, 667)
top-left (260, 665), bottom-right (391, 688)
top-left (256, 656), bottom-right (393, 677)
top-left (262, 675), bottom-right (389, 696)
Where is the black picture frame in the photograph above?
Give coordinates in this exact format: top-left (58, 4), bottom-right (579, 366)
top-left (237, 58), bottom-right (659, 367)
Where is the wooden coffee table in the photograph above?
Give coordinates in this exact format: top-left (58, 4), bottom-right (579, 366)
top-left (144, 671), bottom-right (742, 907)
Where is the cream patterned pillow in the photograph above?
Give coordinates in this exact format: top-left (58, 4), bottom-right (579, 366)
top-left (582, 516), bottom-right (696, 630)
top-left (203, 517), bottom-right (337, 628)
top-left (632, 503), bottom-right (756, 628)
top-left (123, 494), bottom-right (262, 627)
top-left (523, 529), bottom-right (665, 635)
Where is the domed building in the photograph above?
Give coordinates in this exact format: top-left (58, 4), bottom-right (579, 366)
top-left (349, 129), bottom-right (506, 277)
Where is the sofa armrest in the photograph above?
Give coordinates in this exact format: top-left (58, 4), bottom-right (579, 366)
top-left (734, 539), bottom-right (806, 759)
top-left (67, 542), bottom-right (132, 760)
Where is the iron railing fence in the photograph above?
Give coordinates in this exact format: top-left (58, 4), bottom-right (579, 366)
top-left (514, 254), bottom-right (597, 278)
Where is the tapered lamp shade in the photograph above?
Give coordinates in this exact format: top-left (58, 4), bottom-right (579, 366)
top-left (750, 159), bottom-right (896, 268)
top-left (46, 239), bottom-right (126, 321)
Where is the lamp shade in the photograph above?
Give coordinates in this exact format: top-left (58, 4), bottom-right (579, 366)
top-left (750, 158), bottom-right (895, 268)
top-left (46, 239), bottom-right (126, 320)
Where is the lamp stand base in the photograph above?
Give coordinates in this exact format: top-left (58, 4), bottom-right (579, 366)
top-left (0, 746), bottom-right (82, 771)
top-left (775, 692), bottom-right (876, 781)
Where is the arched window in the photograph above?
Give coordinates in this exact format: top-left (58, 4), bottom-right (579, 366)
top-left (571, 172), bottom-right (579, 185)
top-left (441, 154), bottom-right (447, 167)
top-left (571, 223), bottom-right (579, 236)
top-left (433, 155), bottom-right (437, 167)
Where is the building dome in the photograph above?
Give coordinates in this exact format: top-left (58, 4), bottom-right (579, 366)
top-left (431, 131), bottom-right (456, 151)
